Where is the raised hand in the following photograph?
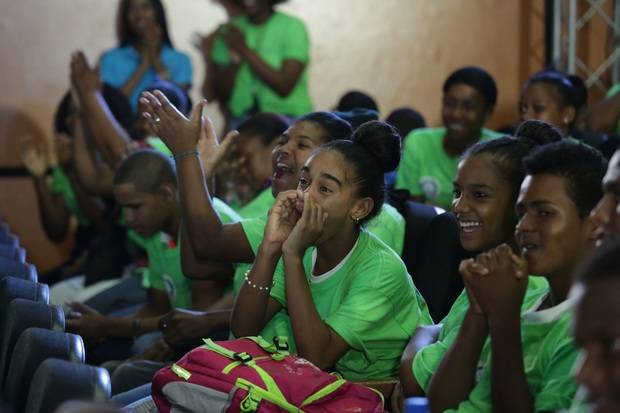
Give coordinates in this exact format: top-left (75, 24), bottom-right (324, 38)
top-left (282, 193), bottom-right (328, 258)
top-left (140, 91), bottom-right (205, 155)
top-left (21, 139), bottom-right (48, 178)
top-left (198, 126), bottom-right (239, 178)
top-left (70, 50), bottom-right (101, 98)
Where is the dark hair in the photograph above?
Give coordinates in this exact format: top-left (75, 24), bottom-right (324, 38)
top-left (523, 141), bottom-right (607, 217)
top-left (54, 84), bottom-right (133, 136)
top-left (385, 107), bottom-right (426, 139)
top-left (237, 113), bottom-right (290, 146)
top-left (443, 66), bottom-right (497, 107)
top-left (114, 149), bottom-right (177, 193)
top-left (322, 121), bottom-right (401, 223)
top-left (577, 240), bottom-right (620, 284)
top-left (463, 120), bottom-right (562, 202)
top-left (332, 109), bottom-right (379, 130)
top-left (144, 80), bottom-right (191, 116)
top-left (336, 91), bottom-right (379, 113)
top-left (116, 0), bottom-right (173, 48)
top-left (526, 70), bottom-right (587, 110)
top-left (296, 111), bottom-right (353, 143)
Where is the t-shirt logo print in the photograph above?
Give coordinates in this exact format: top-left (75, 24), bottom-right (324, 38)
top-left (420, 176), bottom-right (441, 201)
top-left (163, 275), bottom-right (177, 305)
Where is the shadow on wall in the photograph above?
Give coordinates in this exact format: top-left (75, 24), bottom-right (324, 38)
top-left (0, 106), bottom-right (48, 169)
top-left (0, 106), bottom-right (73, 273)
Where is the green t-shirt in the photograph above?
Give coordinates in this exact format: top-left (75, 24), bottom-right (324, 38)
top-left (211, 12), bottom-right (313, 117)
top-left (365, 203), bottom-right (406, 255)
top-left (143, 232), bottom-right (190, 309)
top-left (396, 127), bottom-right (501, 210)
top-left (236, 188), bottom-right (275, 219)
top-left (144, 197), bottom-right (240, 306)
top-left (268, 229), bottom-right (432, 380)
top-left (606, 83), bottom-right (620, 134)
top-left (48, 166), bottom-right (90, 226)
top-left (413, 277), bottom-right (579, 412)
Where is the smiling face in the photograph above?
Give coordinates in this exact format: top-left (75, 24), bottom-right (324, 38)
top-left (441, 83), bottom-right (491, 143)
top-left (127, 0), bottom-right (158, 36)
top-left (519, 82), bottom-right (574, 136)
top-left (452, 153), bottom-right (516, 252)
top-left (591, 151), bottom-right (620, 247)
top-left (114, 182), bottom-right (172, 238)
top-left (297, 149), bottom-right (370, 246)
top-left (515, 174), bottom-right (593, 278)
top-left (271, 120), bottom-right (327, 196)
top-left (574, 278), bottom-right (620, 411)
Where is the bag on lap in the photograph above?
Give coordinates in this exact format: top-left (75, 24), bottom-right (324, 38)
top-left (152, 336), bottom-right (385, 413)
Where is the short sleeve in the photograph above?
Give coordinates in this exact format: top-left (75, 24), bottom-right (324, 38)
top-left (240, 218), bottom-right (266, 255)
top-left (280, 17), bottom-right (310, 63)
top-left (396, 131), bottom-right (422, 196)
top-left (534, 336), bottom-right (580, 412)
top-left (213, 198), bottom-right (241, 224)
top-left (411, 330), bottom-right (455, 391)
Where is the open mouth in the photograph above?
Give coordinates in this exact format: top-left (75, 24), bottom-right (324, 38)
top-left (519, 242), bottom-right (540, 255)
top-left (459, 220), bottom-right (482, 233)
top-left (273, 162), bottom-right (294, 180)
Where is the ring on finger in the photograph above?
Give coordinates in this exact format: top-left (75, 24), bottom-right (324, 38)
top-left (153, 117), bottom-right (161, 123)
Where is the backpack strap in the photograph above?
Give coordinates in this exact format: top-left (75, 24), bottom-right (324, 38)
top-left (235, 378), bottom-right (304, 413)
top-left (300, 379), bottom-right (347, 407)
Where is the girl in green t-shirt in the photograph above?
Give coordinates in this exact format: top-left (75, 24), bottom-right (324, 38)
top-left (399, 120), bottom-right (563, 397)
top-left (231, 121), bottom-right (432, 380)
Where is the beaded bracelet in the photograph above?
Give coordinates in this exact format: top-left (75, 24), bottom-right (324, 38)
top-left (173, 149), bottom-right (200, 161)
top-left (243, 268), bottom-right (274, 292)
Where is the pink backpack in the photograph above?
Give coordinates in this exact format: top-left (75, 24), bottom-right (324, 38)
top-left (152, 336), bottom-right (386, 413)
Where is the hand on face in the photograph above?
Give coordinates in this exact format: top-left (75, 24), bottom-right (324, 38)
top-left (70, 51), bottom-right (101, 97)
top-left (64, 302), bottom-right (107, 345)
top-left (461, 244), bottom-right (528, 321)
top-left (21, 139), bottom-right (49, 178)
top-left (140, 91), bottom-right (207, 155)
top-left (282, 192), bottom-right (328, 258)
top-left (263, 190), bottom-right (302, 249)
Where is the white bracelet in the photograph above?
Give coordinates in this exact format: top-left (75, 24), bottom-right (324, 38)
top-left (243, 269), bottom-right (274, 292)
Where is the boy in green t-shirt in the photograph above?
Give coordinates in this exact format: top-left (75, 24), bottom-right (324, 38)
top-left (65, 150), bottom-right (232, 360)
top-left (570, 242), bottom-right (620, 413)
top-left (423, 142), bottom-right (605, 413)
top-left (568, 148), bottom-right (620, 413)
top-left (396, 66), bottom-right (501, 209)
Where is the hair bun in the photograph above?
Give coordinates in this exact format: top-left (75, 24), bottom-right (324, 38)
top-left (515, 119), bottom-right (563, 147)
top-left (351, 121), bottom-right (402, 173)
